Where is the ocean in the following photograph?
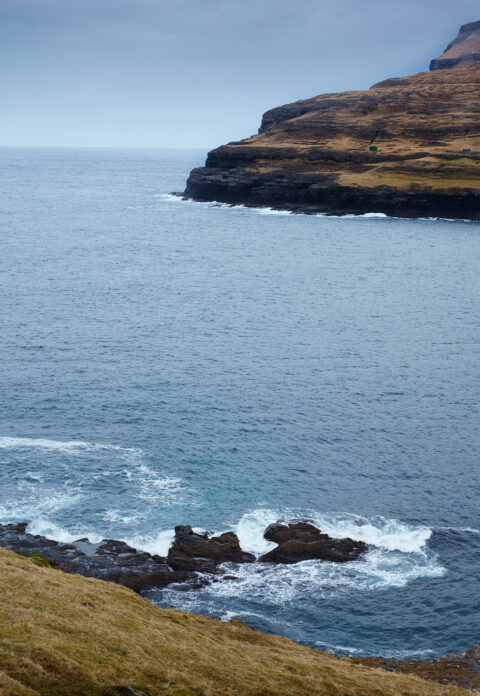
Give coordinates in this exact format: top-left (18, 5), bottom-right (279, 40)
top-left (0, 146), bottom-right (479, 657)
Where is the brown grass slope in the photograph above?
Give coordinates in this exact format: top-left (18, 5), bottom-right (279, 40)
top-left (0, 548), bottom-right (471, 696)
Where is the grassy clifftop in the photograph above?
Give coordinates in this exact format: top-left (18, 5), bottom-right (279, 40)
top-left (0, 548), bottom-right (471, 696)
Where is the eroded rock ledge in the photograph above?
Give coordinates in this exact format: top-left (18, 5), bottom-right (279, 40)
top-left (0, 520), bottom-right (368, 593)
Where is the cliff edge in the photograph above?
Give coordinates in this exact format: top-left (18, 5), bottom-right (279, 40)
top-left (184, 22), bottom-right (480, 220)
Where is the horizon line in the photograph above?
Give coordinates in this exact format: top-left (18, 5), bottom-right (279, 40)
top-left (0, 145), bottom-right (210, 150)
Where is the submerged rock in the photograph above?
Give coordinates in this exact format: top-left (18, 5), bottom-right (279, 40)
top-left (167, 525), bottom-right (255, 572)
top-left (260, 521), bottom-right (368, 564)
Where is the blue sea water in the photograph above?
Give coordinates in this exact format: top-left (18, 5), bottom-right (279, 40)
top-left (0, 147), bottom-right (479, 657)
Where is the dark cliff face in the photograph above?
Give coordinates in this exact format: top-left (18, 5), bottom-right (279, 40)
top-left (183, 22), bottom-right (480, 220)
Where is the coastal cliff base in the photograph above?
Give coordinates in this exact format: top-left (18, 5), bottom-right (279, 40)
top-left (185, 166), bottom-right (480, 220)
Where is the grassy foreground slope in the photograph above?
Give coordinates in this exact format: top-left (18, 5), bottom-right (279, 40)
top-left (0, 548), bottom-right (470, 696)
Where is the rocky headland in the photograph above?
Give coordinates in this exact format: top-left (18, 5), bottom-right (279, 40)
top-left (183, 21), bottom-right (480, 220)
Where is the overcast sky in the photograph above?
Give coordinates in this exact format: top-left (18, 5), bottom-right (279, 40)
top-left (1, 0), bottom-right (478, 147)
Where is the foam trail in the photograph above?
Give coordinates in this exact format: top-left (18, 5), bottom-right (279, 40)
top-left (126, 462), bottom-right (183, 502)
top-left (0, 493), bottom-right (82, 522)
top-left (436, 526), bottom-right (480, 535)
top-left (0, 436), bottom-right (138, 454)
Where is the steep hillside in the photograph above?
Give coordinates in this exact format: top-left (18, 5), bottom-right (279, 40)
top-left (0, 548), bottom-right (472, 696)
top-left (184, 22), bottom-right (480, 219)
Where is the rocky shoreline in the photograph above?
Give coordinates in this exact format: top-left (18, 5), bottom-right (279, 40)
top-left (181, 175), bottom-right (480, 221)
top-left (1, 520), bottom-right (479, 691)
top-left (0, 520), bottom-right (368, 593)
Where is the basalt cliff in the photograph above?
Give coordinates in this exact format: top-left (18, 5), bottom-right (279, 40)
top-left (184, 21), bottom-right (480, 220)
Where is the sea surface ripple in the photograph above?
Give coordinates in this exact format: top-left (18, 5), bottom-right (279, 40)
top-left (0, 147), bottom-right (479, 656)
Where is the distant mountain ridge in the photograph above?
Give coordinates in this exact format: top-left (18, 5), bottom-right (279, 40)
top-left (430, 20), bottom-right (480, 70)
top-left (183, 21), bottom-right (480, 220)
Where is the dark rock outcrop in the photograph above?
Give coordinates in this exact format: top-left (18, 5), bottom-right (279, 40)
top-left (167, 525), bottom-right (255, 572)
top-left (183, 22), bottom-right (480, 220)
top-left (264, 521), bottom-right (327, 544)
top-left (0, 522), bottom-right (256, 592)
top-left (0, 522), bottom-right (189, 592)
top-left (259, 521), bottom-right (368, 564)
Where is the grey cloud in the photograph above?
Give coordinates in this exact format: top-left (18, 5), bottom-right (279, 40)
top-left (1, 0), bottom-right (478, 146)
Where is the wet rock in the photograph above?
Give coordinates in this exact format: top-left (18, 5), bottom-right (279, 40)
top-left (264, 521), bottom-right (328, 544)
top-left (355, 644), bottom-right (480, 691)
top-left (260, 521), bottom-right (368, 564)
top-left (0, 523), bottom-right (190, 592)
top-left (167, 525), bottom-right (255, 572)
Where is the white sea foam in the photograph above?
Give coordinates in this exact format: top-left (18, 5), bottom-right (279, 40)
top-left (125, 529), bottom-right (175, 557)
top-left (0, 436), bottom-right (138, 455)
top-left (234, 508), bottom-right (431, 555)
top-left (157, 193), bottom-right (187, 202)
top-left (314, 641), bottom-right (435, 658)
top-left (255, 207), bottom-right (292, 216)
top-left (156, 508), bottom-right (445, 615)
top-left (315, 641), bottom-right (363, 654)
top-left (195, 546), bottom-right (444, 606)
top-left (310, 513), bottom-right (432, 553)
top-left (128, 526), bottom-right (210, 557)
top-left (26, 517), bottom-right (103, 544)
top-left (235, 509), bottom-right (277, 555)
top-left (161, 194), bottom-right (477, 223)
top-left (126, 462), bottom-right (183, 503)
top-left (220, 610), bottom-right (282, 624)
top-left (0, 493), bottom-right (82, 523)
top-left (436, 525), bottom-right (480, 535)
top-left (161, 545), bottom-right (444, 612)
top-left (103, 509), bottom-right (141, 525)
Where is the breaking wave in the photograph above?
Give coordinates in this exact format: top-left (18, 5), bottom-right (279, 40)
top-left (234, 508), bottom-right (432, 556)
